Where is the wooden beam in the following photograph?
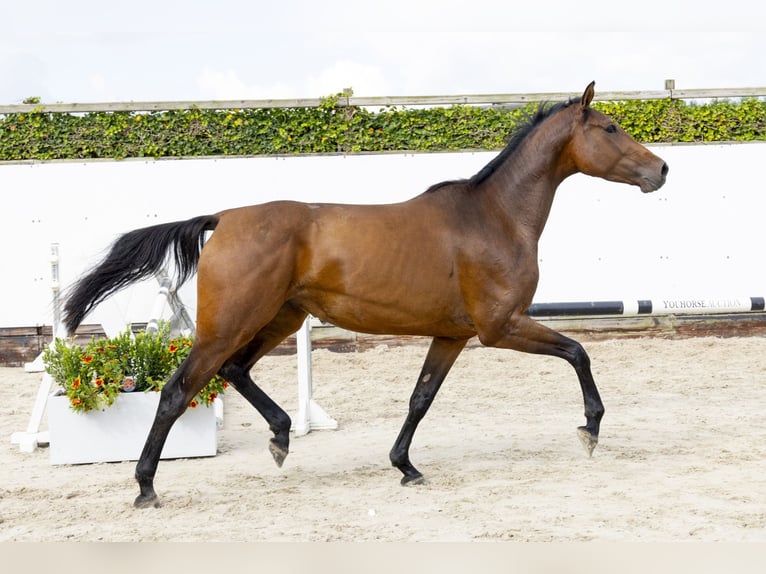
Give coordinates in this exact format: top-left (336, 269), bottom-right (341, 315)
top-left (1, 87), bottom-right (764, 115)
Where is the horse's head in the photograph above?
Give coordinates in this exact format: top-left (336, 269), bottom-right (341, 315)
top-left (566, 81), bottom-right (668, 193)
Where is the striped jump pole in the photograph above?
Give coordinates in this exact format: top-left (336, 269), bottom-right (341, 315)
top-left (527, 296), bottom-right (766, 317)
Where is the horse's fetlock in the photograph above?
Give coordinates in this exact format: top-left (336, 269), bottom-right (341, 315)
top-left (389, 447), bottom-right (406, 468)
top-left (271, 412), bottom-right (292, 434)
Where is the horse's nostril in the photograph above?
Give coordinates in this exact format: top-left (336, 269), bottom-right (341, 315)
top-left (661, 162), bottom-right (669, 177)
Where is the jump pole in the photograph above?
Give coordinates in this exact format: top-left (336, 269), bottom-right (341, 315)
top-left (527, 296), bottom-right (766, 317)
top-left (12, 243), bottom-right (62, 451)
top-left (292, 318), bottom-right (338, 436)
top-left (145, 269), bottom-right (195, 335)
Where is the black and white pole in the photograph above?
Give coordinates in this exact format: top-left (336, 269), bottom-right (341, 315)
top-left (527, 296), bottom-right (766, 317)
top-left (50, 243), bottom-right (63, 340)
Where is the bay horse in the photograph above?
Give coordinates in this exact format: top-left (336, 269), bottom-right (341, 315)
top-left (62, 82), bottom-right (668, 508)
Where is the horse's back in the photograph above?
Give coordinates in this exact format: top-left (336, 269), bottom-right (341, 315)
top-left (213, 196), bottom-right (456, 257)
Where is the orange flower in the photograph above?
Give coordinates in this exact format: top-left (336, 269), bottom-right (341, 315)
top-left (168, 344), bottom-right (179, 354)
top-left (106, 345), bottom-right (117, 349)
top-left (81, 355), bottom-right (93, 364)
top-left (94, 378), bottom-right (104, 387)
top-left (189, 400), bottom-right (198, 408)
top-left (71, 398), bottom-right (82, 406)
top-left (71, 377), bottom-right (81, 389)
top-left (223, 381), bottom-right (229, 389)
top-left (208, 393), bottom-right (217, 401)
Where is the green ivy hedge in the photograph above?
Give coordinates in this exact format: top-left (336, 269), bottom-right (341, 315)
top-left (1, 96), bottom-right (764, 161)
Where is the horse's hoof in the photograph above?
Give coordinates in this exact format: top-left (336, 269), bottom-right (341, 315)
top-left (400, 474), bottom-right (427, 486)
top-left (134, 493), bottom-right (162, 509)
top-left (576, 426), bottom-right (598, 457)
top-left (268, 440), bottom-right (289, 468)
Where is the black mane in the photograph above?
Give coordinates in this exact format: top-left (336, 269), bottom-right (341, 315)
top-left (425, 97), bottom-right (579, 193)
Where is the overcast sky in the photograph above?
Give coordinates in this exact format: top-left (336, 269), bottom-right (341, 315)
top-left (2, 0), bottom-right (764, 104)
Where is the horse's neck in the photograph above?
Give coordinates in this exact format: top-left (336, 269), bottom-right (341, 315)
top-left (480, 123), bottom-right (574, 239)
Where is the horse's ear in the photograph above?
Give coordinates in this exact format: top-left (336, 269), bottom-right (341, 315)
top-left (581, 81), bottom-right (595, 109)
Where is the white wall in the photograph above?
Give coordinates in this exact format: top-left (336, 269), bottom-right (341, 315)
top-left (2, 142), bottom-right (764, 330)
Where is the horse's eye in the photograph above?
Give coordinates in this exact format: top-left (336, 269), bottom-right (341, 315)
top-left (605, 124), bottom-right (617, 134)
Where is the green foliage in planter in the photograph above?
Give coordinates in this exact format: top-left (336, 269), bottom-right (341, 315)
top-left (2, 95), bottom-right (765, 161)
top-left (43, 323), bottom-right (227, 413)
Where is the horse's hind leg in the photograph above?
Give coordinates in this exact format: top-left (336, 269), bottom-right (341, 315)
top-left (134, 354), bottom-right (218, 509)
top-left (221, 365), bottom-right (292, 467)
top-left (134, 304), bottom-right (307, 509)
top-left (390, 336), bottom-right (468, 485)
top-left (218, 304), bottom-right (309, 468)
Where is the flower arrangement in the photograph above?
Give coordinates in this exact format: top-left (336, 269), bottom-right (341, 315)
top-left (43, 323), bottom-right (227, 413)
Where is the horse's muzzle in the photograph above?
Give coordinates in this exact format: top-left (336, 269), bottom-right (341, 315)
top-left (640, 161), bottom-right (669, 193)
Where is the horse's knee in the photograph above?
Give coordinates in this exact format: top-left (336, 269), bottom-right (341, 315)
top-left (569, 341), bottom-right (591, 370)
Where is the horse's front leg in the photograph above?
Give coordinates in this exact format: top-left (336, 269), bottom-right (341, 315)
top-left (478, 314), bottom-right (604, 456)
top-left (390, 336), bottom-right (468, 485)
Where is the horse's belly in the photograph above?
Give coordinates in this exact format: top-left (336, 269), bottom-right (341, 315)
top-left (294, 290), bottom-right (475, 338)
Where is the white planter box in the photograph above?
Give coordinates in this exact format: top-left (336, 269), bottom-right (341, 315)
top-left (47, 392), bottom-right (219, 465)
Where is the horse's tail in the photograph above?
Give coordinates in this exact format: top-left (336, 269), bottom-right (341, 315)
top-left (62, 214), bottom-right (220, 335)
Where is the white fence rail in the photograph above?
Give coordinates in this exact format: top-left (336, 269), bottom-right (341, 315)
top-left (2, 83), bottom-right (765, 114)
